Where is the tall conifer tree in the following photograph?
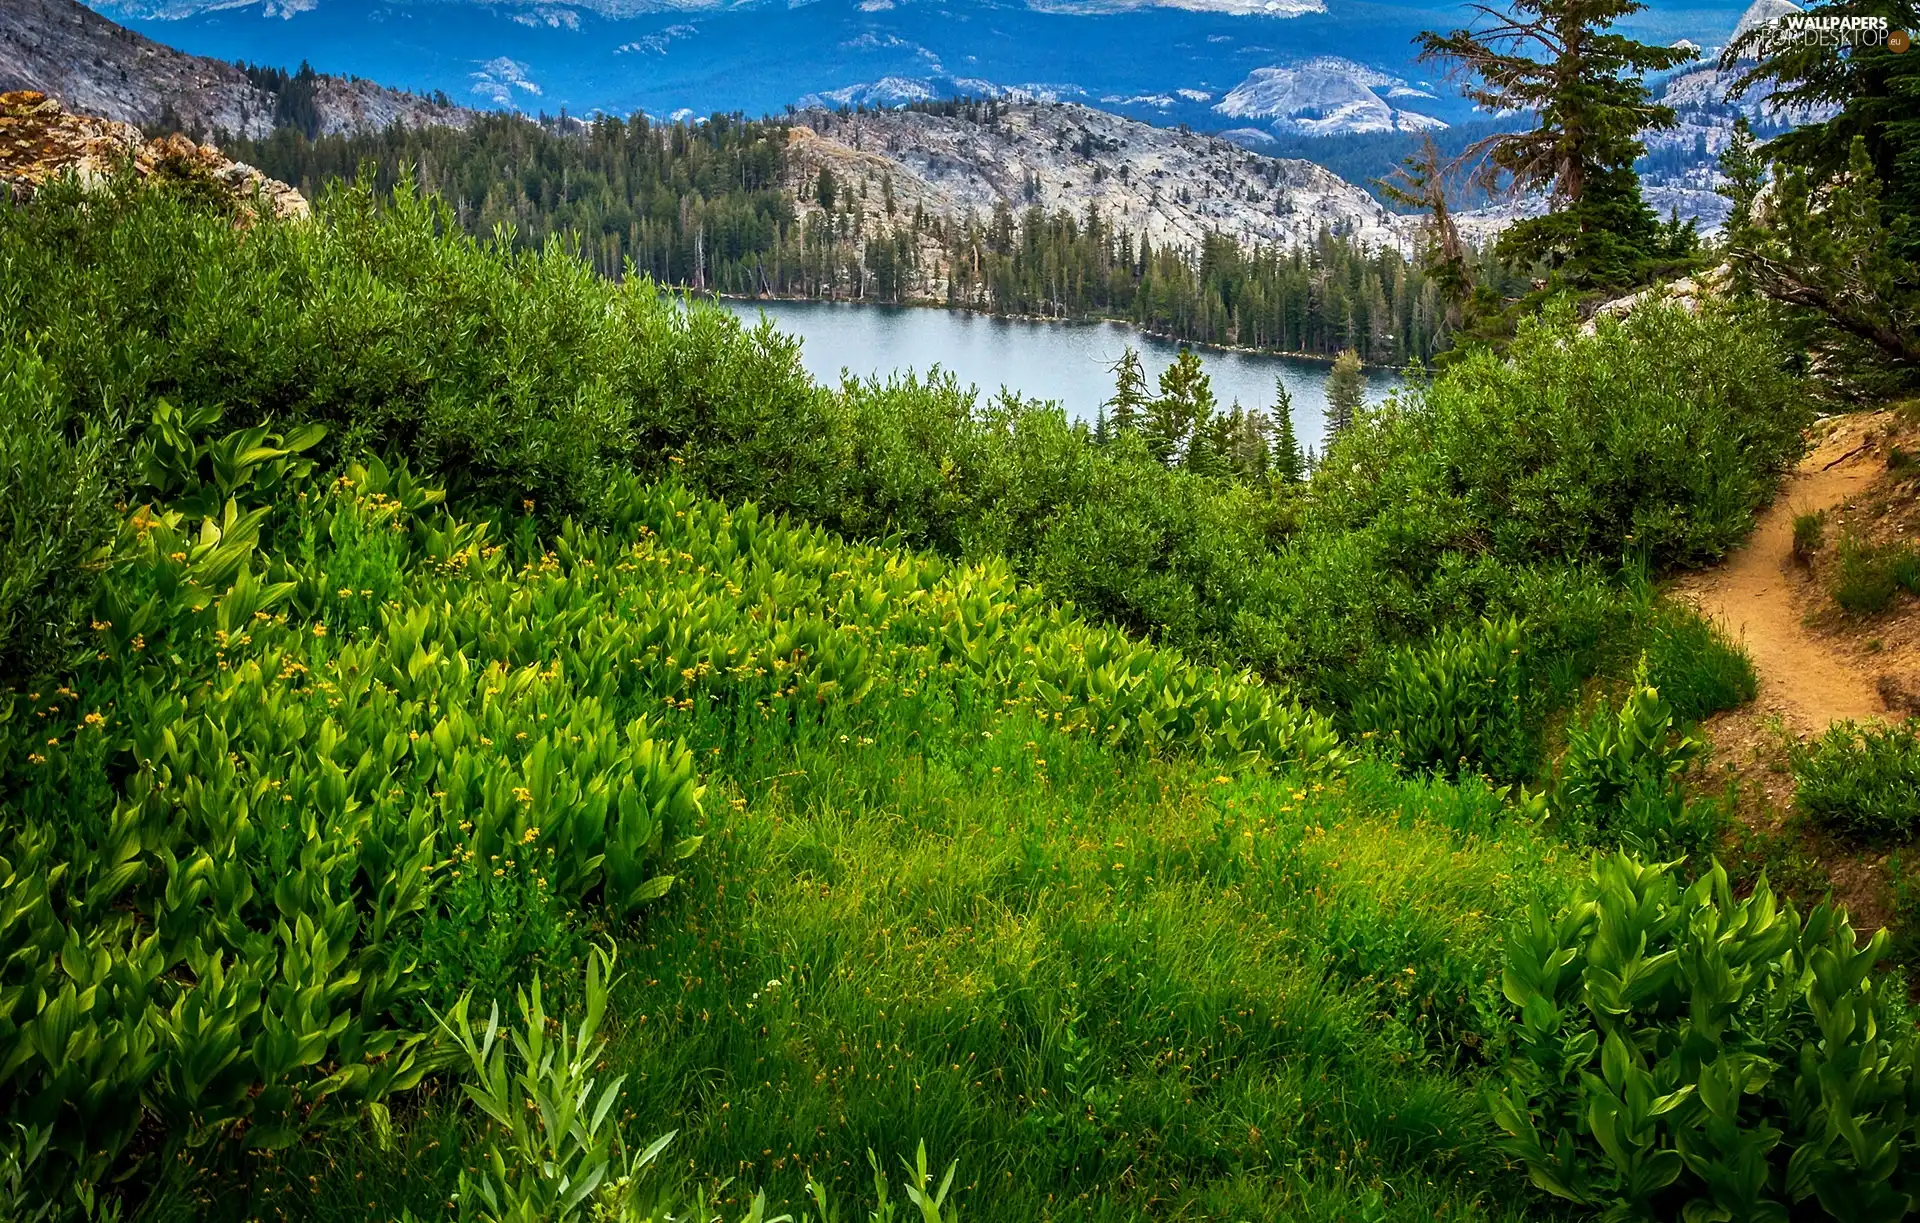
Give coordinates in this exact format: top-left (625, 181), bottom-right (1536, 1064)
top-left (1104, 347), bottom-right (1150, 435)
top-left (1324, 350), bottom-right (1366, 442)
top-left (1417, 0), bottom-right (1695, 287)
top-left (1144, 349), bottom-right (1214, 468)
top-left (1270, 377), bottom-right (1306, 485)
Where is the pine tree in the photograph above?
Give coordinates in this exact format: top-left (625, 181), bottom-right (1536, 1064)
top-left (816, 165), bottom-right (838, 212)
top-left (1721, 0), bottom-right (1920, 388)
top-left (1270, 377), bottom-right (1306, 485)
top-left (1093, 404), bottom-right (1111, 446)
top-left (1189, 402), bottom-right (1242, 477)
top-left (1228, 404), bottom-right (1269, 480)
top-left (1726, 0), bottom-right (1920, 229)
top-left (1324, 350), bottom-right (1366, 442)
top-left (1185, 410), bottom-right (1218, 476)
top-left (1716, 117), bottom-right (1768, 240)
top-left (1144, 349), bottom-right (1214, 467)
top-left (1731, 139), bottom-right (1920, 388)
top-left (1104, 347), bottom-right (1150, 434)
top-left (1417, 0), bottom-right (1695, 287)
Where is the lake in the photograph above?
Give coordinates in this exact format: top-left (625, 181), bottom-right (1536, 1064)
top-left (718, 298), bottom-right (1403, 452)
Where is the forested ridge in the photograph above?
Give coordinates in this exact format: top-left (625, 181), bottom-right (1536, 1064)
top-left (229, 108), bottom-right (1455, 363)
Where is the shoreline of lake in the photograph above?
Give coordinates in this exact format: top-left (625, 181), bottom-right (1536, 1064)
top-left (711, 297), bottom-right (1404, 450)
top-left (709, 291), bottom-right (1414, 372)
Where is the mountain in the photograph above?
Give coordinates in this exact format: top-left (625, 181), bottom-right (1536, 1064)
top-left (786, 101), bottom-right (1411, 276)
top-left (1629, 0), bottom-right (1841, 231)
top-left (70, 0), bottom-right (1757, 135)
top-left (0, 0), bottom-right (471, 136)
top-left (1211, 56), bottom-right (1445, 137)
top-left (67, 0), bottom-right (1494, 130)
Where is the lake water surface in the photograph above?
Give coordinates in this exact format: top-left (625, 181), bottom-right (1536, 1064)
top-left (719, 299), bottom-right (1402, 452)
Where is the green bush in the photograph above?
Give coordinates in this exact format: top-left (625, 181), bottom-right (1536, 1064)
top-left (1638, 601), bottom-right (1757, 725)
top-left (0, 344), bottom-right (116, 679)
top-left (1556, 668), bottom-right (1715, 857)
top-left (1792, 718), bottom-right (1920, 841)
top-left (0, 176), bottom-right (1813, 704)
top-left (1311, 300), bottom-right (1811, 574)
top-left (1351, 616), bottom-right (1541, 784)
top-left (1493, 853), bottom-right (1920, 1222)
top-left (0, 455), bottom-right (708, 1200)
top-left (1832, 535), bottom-right (1920, 614)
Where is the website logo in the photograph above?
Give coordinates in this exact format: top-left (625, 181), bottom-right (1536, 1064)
top-left (1757, 13), bottom-right (1911, 50)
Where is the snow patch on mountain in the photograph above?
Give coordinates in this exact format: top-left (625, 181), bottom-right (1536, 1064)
top-left (800, 77), bottom-right (1088, 109)
top-left (616, 24), bottom-right (696, 53)
top-left (800, 77), bottom-right (940, 107)
top-left (509, 6), bottom-right (582, 27)
top-left (469, 57), bottom-right (542, 105)
top-left (1215, 58), bottom-right (1445, 136)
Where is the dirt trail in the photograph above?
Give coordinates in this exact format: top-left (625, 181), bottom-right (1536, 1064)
top-left (1675, 417), bottom-right (1891, 735)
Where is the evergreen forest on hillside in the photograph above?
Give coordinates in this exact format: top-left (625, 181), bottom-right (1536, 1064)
top-left (6, 0), bottom-right (1920, 1216)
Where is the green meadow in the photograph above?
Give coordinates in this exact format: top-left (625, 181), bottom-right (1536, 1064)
top-left (3, 176), bottom-right (1915, 1223)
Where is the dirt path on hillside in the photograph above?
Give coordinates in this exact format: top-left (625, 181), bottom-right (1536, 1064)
top-left (1673, 416), bottom-right (1893, 736)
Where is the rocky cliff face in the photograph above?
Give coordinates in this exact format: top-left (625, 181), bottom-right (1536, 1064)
top-left (0, 89), bottom-right (307, 216)
top-left (787, 102), bottom-right (1412, 262)
top-left (0, 0), bottom-right (471, 138)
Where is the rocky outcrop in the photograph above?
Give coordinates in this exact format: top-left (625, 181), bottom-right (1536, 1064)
top-left (790, 102), bottom-right (1412, 258)
top-left (1582, 266), bottom-right (1730, 332)
top-left (0, 90), bottom-right (307, 218)
top-left (0, 0), bottom-right (472, 139)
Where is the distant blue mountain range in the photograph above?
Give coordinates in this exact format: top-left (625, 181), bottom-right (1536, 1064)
top-left (89, 0), bottom-right (1758, 137)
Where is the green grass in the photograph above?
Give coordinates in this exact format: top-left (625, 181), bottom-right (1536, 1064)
top-left (1831, 534), bottom-right (1920, 614)
top-left (0, 173), bottom-right (1848, 1223)
top-left (6, 457), bottom-right (1573, 1221)
top-left (1638, 599), bottom-right (1758, 725)
top-left (1792, 510), bottom-right (1825, 563)
top-left (145, 718), bottom-right (1573, 1221)
top-left (1792, 718), bottom-right (1920, 841)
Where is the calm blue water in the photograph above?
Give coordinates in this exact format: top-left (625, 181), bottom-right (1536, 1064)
top-left (719, 299), bottom-right (1402, 453)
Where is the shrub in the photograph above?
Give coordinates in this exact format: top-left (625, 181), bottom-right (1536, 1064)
top-left (1638, 601), bottom-right (1757, 725)
top-left (1311, 300), bottom-right (1811, 573)
top-left (0, 176), bottom-right (1814, 704)
top-left (1792, 510), bottom-right (1825, 563)
top-left (1351, 616), bottom-right (1541, 784)
top-left (0, 455), bottom-right (708, 1200)
top-left (1792, 718), bottom-right (1920, 841)
top-left (0, 344), bottom-right (116, 679)
top-left (1831, 535), bottom-right (1920, 614)
top-left (1493, 853), bottom-right (1920, 1222)
top-left (1556, 668), bottom-right (1714, 856)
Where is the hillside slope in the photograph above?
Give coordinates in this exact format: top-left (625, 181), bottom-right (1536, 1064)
top-left (790, 102), bottom-right (1412, 263)
top-left (0, 0), bottom-right (472, 136)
